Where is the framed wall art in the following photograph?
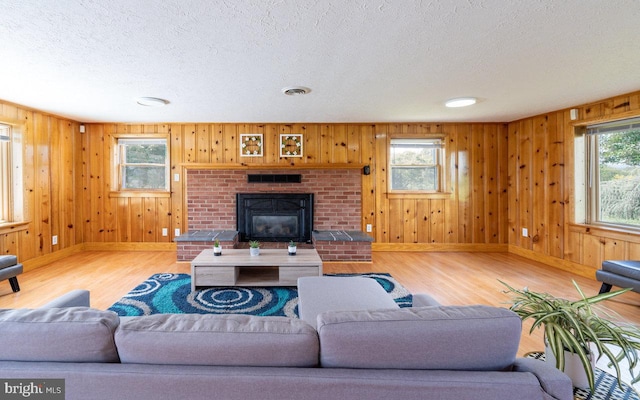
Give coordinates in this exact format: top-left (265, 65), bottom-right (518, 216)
top-left (240, 134), bottom-right (263, 157)
top-left (280, 134), bottom-right (303, 157)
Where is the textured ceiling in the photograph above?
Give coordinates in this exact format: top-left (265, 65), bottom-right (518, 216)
top-left (1, 0), bottom-right (639, 123)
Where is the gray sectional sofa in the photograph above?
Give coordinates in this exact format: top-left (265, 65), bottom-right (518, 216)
top-left (0, 290), bottom-right (572, 400)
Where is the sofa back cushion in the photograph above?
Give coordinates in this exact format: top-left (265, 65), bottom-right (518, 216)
top-left (317, 305), bottom-right (521, 371)
top-left (0, 307), bottom-right (120, 363)
top-left (115, 314), bottom-right (319, 367)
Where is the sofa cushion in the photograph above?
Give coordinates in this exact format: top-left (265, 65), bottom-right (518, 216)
top-left (318, 305), bottom-right (521, 371)
top-left (115, 314), bottom-right (319, 367)
top-left (0, 307), bottom-right (120, 363)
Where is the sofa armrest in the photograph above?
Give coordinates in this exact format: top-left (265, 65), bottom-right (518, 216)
top-left (512, 357), bottom-right (572, 400)
top-left (40, 290), bottom-right (91, 308)
top-left (411, 293), bottom-right (441, 307)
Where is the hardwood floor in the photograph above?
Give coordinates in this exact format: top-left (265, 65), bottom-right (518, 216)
top-left (1, 250), bottom-right (639, 360)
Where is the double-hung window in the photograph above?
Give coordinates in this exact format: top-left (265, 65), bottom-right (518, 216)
top-left (115, 137), bottom-right (169, 192)
top-left (0, 123), bottom-right (23, 224)
top-left (579, 117), bottom-right (640, 229)
top-left (389, 138), bottom-right (444, 192)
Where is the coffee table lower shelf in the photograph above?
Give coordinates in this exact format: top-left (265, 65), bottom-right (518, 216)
top-left (190, 249), bottom-right (323, 290)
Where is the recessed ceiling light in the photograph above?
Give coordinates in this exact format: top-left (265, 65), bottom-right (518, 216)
top-left (282, 86), bottom-right (311, 96)
top-left (445, 97), bottom-right (477, 108)
top-left (135, 97), bottom-right (169, 107)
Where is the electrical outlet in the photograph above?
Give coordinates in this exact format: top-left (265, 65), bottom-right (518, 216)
top-left (174, 173), bottom-right (180, 182)
top-left (162, 228), bottom-right (168, 237)
top-left (174, 228), bottom-right (181, 237)
top-left (52, 235), bottom-right (58, 245)
top-left (366, 224), bottom-right (372, 232)
top-left (522, 228), bottom-right (528, 237)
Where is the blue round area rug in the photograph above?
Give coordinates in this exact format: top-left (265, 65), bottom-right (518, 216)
top-left (108, 272), bottom-right (412, 317)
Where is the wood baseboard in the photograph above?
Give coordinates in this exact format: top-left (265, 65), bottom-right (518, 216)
top-left (372, 243), bottom-right (508, 252)
top-left (507, 245), bottom-right (597, 280)
top-left (21, 244), bottom-right (85, 272)
top-left (82, 242), bottom-right (177, 251)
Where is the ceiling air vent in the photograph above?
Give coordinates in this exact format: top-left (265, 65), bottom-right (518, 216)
top-left (282, 86), bottom-right (311, 96)
top-left (247, 174), bottom-right (302, 183)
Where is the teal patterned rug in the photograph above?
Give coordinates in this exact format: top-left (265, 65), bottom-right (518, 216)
top-left (108, 273), bottom-right (412, 317)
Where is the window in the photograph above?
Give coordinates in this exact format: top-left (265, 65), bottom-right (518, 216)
top-left (582, 117), bottom-right (640, 229)
top-left (389, 138), bottom-right (444, 191)
top-left (0, 123), bottom-right (23, 224)
top-left (115, 137), bottom-right (169, 191)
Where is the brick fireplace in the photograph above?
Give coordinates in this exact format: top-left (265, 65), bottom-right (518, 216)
top-left (177, 169), bottom-right (372, 262)
top-left (186, 169), bottom-right (361, 230)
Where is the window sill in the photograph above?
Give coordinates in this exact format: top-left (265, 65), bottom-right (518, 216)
top-left (109, 191), bottom-right (171, 198)
top-left (387, 192), bottom-right (452, 200)
top-left (0, 221), bottom-right (30, 235)
top-left (569, 223), bottom-right (640, 242)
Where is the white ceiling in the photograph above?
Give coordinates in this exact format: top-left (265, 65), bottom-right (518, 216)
top-left (1, 0), bottom-right (639, 124)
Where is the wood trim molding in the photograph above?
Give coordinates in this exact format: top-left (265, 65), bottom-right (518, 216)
top-left (21, 244), bottom-right (84, 272)
top-left (372, 243), bottom-right (508, 252)
top-left (181, 163), bottom-right (366, 170)
top-left (508, 245), bottom-right (596, 280)
top-left (82, 242), bottom-right (177, 251)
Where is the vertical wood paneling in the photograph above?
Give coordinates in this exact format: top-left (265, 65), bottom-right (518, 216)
top-left (519, 120), bottom-right (533, 250)
top-left (374, 125), bottom-right (389, 243)
top-left (532, 115), bottom-right (547, 254)
top-left (430, 199), bottom-right (445, 243)
top-left (402, 198), bottom-right (416, 243)
top-left (443, 124), bottom-right (458, 243)
top-left (456, 125), bottom-right (471, 243)
top-left (169, 124), bottom-right (184, 237)
top-left (102, 125), bottom-right (116, 242)
top-left (508, 90), bottom-right (640, 277)
top-left (388, 199), bottom-right (404, 243)
top-left (143, 198), bottom-right (157, 242)
top-left (129, 198), bottom-right (144, 242)
top-left (34, 113), bottom-right (51, 255)
top-left (89, 124), bottom-right (104, 243)
top-left (19, 109), bottom-right (36, 260)
top-left (548, 112), bottom-right (564, 258)
top-left (358, 125), bottom-right (375, 234)
top-left (471, 125), bottom-right (485, 242)
top-left (24, 89), bottom-right (640, 269)
top-left (497, 124), bottom-right (509, 244)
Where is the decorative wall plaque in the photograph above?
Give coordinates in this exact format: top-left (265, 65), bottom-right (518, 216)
top-left (240, 134), bottom-right (263, 157)
top-left (280, 134), bottom-right (303, 157)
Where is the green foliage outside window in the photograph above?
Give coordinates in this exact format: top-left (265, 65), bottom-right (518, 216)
top-left (389, 138), bottom-right (442, 191)
top-left (118, 139), bottom-right (168, 191)
top-left (595, 128), bottom-right (640, 226)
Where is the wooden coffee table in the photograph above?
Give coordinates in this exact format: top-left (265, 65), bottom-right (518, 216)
top-left (190, 248), bottom-right (323, 291)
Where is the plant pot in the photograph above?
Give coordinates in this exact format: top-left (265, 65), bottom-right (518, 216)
top-left (249, 247), bottom-right (260, 256)
top-left (213, 246), bottom-right (222, 256)
top-left (288, 246), bottom-right (297, 256)
top-left (545, 343), bottom-right (595, 389)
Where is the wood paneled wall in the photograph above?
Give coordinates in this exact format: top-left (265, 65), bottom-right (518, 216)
top-left (79, 122), bottom-right (509, 252)
top-left (6, 87), bottom-right (640, 277)
top-left (508, 90), bottom-right (640, 278)
top-left (0, 102), bottom-right (83, 266)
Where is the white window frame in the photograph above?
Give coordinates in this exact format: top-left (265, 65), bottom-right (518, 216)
top-left (113, 135), bottom-right (170, 193)
top-left (0, 122), bottom-right (24, 224)
top-left (388, 137), bottom-right (445, 193)
top-left (576, 116), bottom-right (640, 230)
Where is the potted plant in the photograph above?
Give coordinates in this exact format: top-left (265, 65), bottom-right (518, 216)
top-left (501, 280), bottom-right (640, 391)
top-left (213, 239), bottom-right (222, 256)
top-left (249, 240), bottom-right (260, 256)
top-left (288, 240), bottom-right (297, 256)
